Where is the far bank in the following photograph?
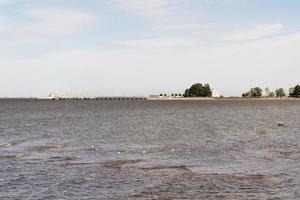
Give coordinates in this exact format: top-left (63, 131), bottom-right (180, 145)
top-left (146, 97), bottom-right (300, 101)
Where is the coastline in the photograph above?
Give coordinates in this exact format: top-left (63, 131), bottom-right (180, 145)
top-left (0, 97), bottom-right (299, 101)
top-left (146, 97), bottom-right (300, 101)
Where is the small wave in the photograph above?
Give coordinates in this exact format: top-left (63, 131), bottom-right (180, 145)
top-left (271, 150), bottom-right (300, 160)
top-left (0, 143), bottom-right (12, 148)
top-left (140, 165), bottom-right (192, 172)
top-left (103, 159), bottom-right (142, 168)
top-left (186, 168), bottom-right (267, 181)
top-left (61, 159), bottom-right (142, 168)
top-left (28, 144), bottom-right (66, 152)
top-left (48, 155), bottom-right (78, 162)
top-left (83, 177), bottom-right (95, 181)
top-left (0, 153), bottom-right (26, 160)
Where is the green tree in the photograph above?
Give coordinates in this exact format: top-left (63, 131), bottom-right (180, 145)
top-left (189, 83), bottom-right (202, 97)
top-left (184, 89), bottom-right (190, 97)
top-left (242, 91), bottom-right (251, 97)
top-left (289, 87), bottom-right (295, 96)
top-left (269, 92), bottom-right (275, 97)
top-left (203, 84), bottom-right (212, 97)
top-left (291, 85), bottom-right (300, 97)
top-left (275, 88), bottom-right (286, 97)
top-left (184, 83), bottom-right (212, 97)
top-left (250, 87), bottom-right (262, 98)
top-left (242, 87), bottom-right (262, 98)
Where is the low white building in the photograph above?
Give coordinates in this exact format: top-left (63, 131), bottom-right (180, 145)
top-left (212, 89), bottom-right (221, 98)
top-left (37, 93), bottom-right (57, 100)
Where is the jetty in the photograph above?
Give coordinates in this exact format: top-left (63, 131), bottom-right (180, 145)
top-left (36, 94), bottom-right (147, 101)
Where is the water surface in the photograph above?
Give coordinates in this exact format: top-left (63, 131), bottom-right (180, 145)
top-left (0, 99), bottom-right (299, 199)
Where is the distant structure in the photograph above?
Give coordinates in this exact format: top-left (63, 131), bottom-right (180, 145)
top-left (37, 93), bottom-right (57, 100)
top-left (36, 94), bottom-right (146, 101)
top-left (149, 95), bottom-right (161, 98)
top-left (211, 89), bottom-right (221, 98)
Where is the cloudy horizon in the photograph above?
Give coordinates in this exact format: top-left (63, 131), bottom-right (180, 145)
top-left (0, 0), bottom-right (299, 97)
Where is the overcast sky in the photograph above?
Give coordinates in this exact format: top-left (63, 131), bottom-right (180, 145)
top-left (0, 0), bottom-right (299, 97)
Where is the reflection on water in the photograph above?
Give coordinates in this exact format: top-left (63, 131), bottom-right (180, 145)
top-left (0, 99), bottom-right (299, 199)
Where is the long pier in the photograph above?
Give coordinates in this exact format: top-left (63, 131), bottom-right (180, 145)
top-left (95, 97), bottom-right (147, 101)
top-left (36, 96), bottom-right (147, 101)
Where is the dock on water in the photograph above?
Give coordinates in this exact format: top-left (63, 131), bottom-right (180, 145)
top-left (36, 94), bottom-right (147, 101)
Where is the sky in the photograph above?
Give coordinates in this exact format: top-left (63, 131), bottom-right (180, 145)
top-left (0, 0), bottom-right (299, 97)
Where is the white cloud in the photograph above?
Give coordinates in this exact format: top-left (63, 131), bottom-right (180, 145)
top-left (199, 0), bottom-right (249, 4)
top-left (0, 16), bottom-right (10, 32)
top-left (2, 32), bottom-right (299, 97)
top-left (0, 6), bottom-right (98, 62)
top-left (111, 0), bottom-right (170, 23)
top-left (112, 37), bottom-right (197, 48)
top-left (0, 7), bottom-right (97, 47)
top-left (0, 6), bottom-right (98, 61)
top-left (110, 0), bottom-right (252, 27)
top-left (17, 8), bottom-right (97, 38)
top-left (0, 0), bottom-right (15, 6)
top-left (222, 23), bottom-right (284, 41)
top-left (111, 0), bottom-right (280, 44)
top-left (111, 0), bottom-right (204, 28)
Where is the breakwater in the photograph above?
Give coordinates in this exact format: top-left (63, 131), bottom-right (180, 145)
top-left (36, 96), bottom-right (147, 101)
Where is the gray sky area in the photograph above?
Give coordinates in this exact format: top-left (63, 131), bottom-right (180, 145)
top-left (0, 0), bottom-right (299, 97)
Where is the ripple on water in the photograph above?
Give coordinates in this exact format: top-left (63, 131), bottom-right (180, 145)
top-left (0, 143), bottom-right (12, 148)
top-left (0, 100), bottom-right (299, 199)
top-left (27, 144), bottom-right (67, 152)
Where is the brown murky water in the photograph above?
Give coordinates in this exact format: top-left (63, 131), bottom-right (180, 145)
top-left (0, 99), bottom-right (299, 199)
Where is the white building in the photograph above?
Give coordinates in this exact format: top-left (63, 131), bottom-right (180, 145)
top-left (37, 93), bottom-right (57, 100)
top-left (211, 89), bottom-right (221, 98)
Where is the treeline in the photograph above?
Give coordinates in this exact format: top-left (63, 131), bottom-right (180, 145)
top-left (242, 85), bottom-right (300, 98)
top-left (157, 83), bottom-right (300, 98)
top-left (159, 83), bottom-right (213, 98)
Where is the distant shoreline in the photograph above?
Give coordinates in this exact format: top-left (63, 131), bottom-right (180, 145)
top-left (146, 97), bottom-right (300, 101)
top-left (0, 97), bottom-right (299, 101)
